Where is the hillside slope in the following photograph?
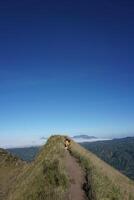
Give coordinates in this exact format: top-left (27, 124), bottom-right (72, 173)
top-left (81, 137), bottom-right (134, 180)
top-left (7, 136), bottom-right (68, 200)
top-left (0, 148), bottom-right (25, 200)
top-left (1, 136), bottom-right (134, 200)
top-left (8, 137), bottom-right (134, 182)
top-left (70, 140), bottom-right (134, 200)
top-left (8, 146), bottom-right (41, 162)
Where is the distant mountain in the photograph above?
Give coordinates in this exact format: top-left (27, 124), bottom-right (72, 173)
top-left (7, 135), bottom-right (103, 161)
top-left (72, 135), bottom-right (97, 139)
top-left (8, 146), bottom-right (41, 162)
top-left (0, 148), bottom-right (23, 166)
top-left (81, 136), bottom-right (134, 180)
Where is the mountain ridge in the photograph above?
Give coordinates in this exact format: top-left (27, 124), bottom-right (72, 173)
top-left (1, 135), bottom-right (134, 200)
top-left (81, 136), bottom-right (134, 180)
top-left (72, 135), bottom-right (97, 139)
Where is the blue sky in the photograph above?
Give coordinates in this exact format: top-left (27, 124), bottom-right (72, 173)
top-left (0, 0), bottom-right (134, 147)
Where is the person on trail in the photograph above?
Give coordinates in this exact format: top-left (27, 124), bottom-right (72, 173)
top-left (64, 138), bottom-right (71, 150)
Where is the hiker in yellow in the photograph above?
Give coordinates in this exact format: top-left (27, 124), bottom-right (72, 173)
top-left (64, 138), bottom-right (71, 150)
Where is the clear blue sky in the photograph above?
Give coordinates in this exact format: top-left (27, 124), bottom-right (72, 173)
top-left (0, 0), bottom-right (134, 147)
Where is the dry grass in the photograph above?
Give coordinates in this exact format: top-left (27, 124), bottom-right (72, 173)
top-left (7, 135), bottom-right (69, 200)
top-left (0, 149), bottom-right (25, 200)
top-left (70, 140), bottom-right (134, 200)
top-left (1, 136), bottom-right (134, 200)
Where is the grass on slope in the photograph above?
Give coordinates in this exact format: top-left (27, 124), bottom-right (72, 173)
top-left (8, 136), bottom-right (69, 200)
top-left (0, 149), bottom-right (25, 200)
top-left (8, 146), bottom-right (41, 162)
top-left (70, 140), bottom-right (134, 200)
top-left (2, 136), bottom-right (134, 200)
top-left (81, 137), bottom-right (134, 180)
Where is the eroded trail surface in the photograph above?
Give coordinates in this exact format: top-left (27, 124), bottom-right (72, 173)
top-left (65, 150), bottom-right (88, 200)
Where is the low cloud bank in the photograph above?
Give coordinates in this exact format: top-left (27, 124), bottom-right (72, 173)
top-left (73, 138), bottom-right (111, 143)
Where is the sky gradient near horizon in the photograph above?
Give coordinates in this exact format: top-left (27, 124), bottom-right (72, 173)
top-left (0, 0), bottom-right (134, 147)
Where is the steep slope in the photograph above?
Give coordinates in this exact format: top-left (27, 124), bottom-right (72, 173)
top-left (8, 146), bottom-right (41, 162)
top-left (81, 137), bottom-right (134, 180)
top-left (0, 148), bottom-right (25, 200)
top-left (70, 140), bottom-right (134, 200)
top-left (8, 137), bottom-right (134, 182)
top-left (7, 136), bottom-right (69, 200)
top-left (1, 136), bottom-right (134, 200)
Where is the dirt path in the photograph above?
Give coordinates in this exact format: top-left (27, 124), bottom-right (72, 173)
top-left (65, 150), bottom-right (88, 200)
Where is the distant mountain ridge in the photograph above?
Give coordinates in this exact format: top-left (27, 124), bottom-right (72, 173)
top-left (72, 135), bottom-right (97, 139)
top-left (0, 148), bottom-right (23, 166)
top-left (8, 146), bottom-right (40, 162)
top-left (81, 136), bottom-right (134, 180)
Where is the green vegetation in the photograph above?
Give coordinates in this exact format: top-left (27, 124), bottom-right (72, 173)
top-left (0, 148), bottom-right (23, 166)
top-left (81, 137), bottom-right (134, 180)
top-left (8, 137), bottom-right (134, 182)
top-left (1, 136), bottom-right (134, 200)
top-left (7, 136), bottom-right (69, 200)
top-left (8, 146), bottom-right (41, 162)
top-left (70, 140), bottom-right (134, 200)
top-left (0, 149), bottom-right (25, 200)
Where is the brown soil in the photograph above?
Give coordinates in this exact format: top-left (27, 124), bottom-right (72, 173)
top-left (65, 150), bottom-right (88, 200)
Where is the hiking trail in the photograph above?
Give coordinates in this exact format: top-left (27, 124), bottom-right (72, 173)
top-left (65, 150), bottom-right (88, 200)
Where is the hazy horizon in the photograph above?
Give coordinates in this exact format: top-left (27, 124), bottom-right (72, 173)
top-left (1, 132), bottom-right (134, 148)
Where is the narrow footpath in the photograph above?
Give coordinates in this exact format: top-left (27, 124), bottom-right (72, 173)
top-left (65, 150), bottom-right (88, 200)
